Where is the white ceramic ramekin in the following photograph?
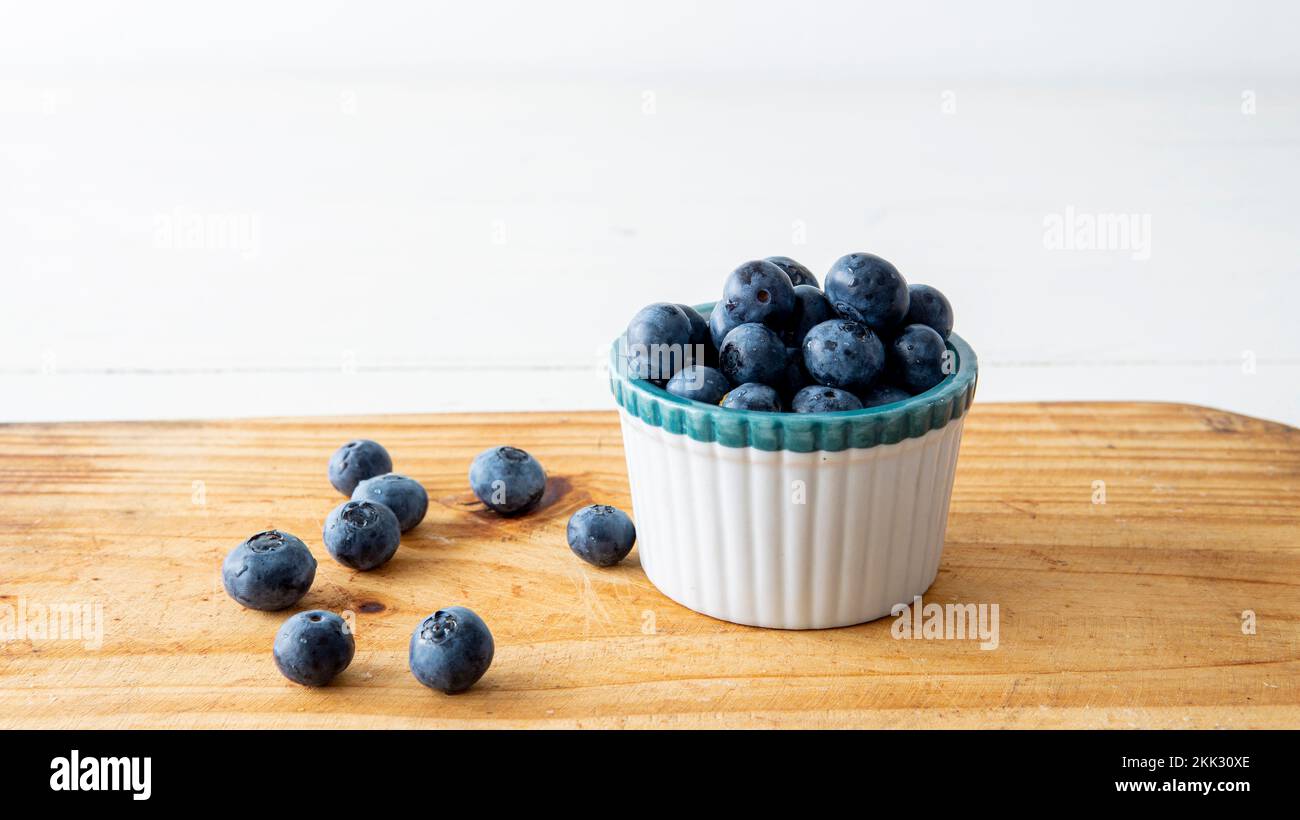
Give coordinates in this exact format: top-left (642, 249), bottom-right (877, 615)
top-left (609, 304), bottom-right (978, 630)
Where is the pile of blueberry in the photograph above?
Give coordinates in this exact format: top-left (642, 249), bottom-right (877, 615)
top-left (221, 438), bottom-right (639, 693)
top-left (624, 253), bottom-right (955, 413)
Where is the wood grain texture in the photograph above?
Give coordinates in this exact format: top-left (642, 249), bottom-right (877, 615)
top-left (0, 402), bottom-right (1297, 729)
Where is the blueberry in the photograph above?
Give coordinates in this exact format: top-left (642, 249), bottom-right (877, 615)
top-left (469, 446), bottom-right (547, 516)
top-left (708, 301), bottom-right (743, 349)
top-left (719, 382), bottom-right (783, 412)
top-left (860, 382), bottom-right (913, 408)
top-left (351, 473), bottom-right (428, 532)
top-left (904, 284), bottom-right (954, 339)
top-left (801, 319), bottom-right (886, 392)
top-left (625, 302), bottom-right (694, 385)
top-left (764, 256), bottom-right (819, 288)
top-left (675, 303), bottom-right (716, 365)
top-left (720, 259), bottom-right (796, 329)
top-left (409, 607), bottom-right (494, 694)
top-left (221, 530), bottom-right (317, 611)
top-left (566, 505), bottom-right (637, 567)
top-left (327, 439), bottom-right (392, 496)
top-left (783, 284), bottom-right (836, 348)
top-left (779, 346), bottom-right (810, 401)
top-left (666, 364), bottom-right (730, 405)
top-left (889, 324), bottom-right (949, 394)
top-left (792, 385), bottom-right (864, 414)
top-left (824, 252), bottom-right (909, 331)
top-left (273, 610), bottom-right (355, 687)
top-left (718, 323), bottom-right (788, 387)
top-left (323, 499), bottom-right (401, 571)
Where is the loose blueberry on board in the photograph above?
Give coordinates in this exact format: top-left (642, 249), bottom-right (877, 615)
top-left (783, 284), bottom-right (837, 348)
top-left (675, 303), bottom-right (717, 365)
top-left (409, 607), bottom-right (495, 694)
top-left (566, 505), bottom-right (637, 567)
top-left (764, 255), bottom-right (819, 289)
top-left (469, 446), bottom-right (547, 516)
top-left (889, 324), bottom-right (949, 394)
top-left (273, 610), bottom-right (355, 687)
top-left (351, 473), bottom-right (428, 532)
top-left (221, 530), bottom-right (317, 611)
top-left (823, 252), bottom-right (910, 331)
top-left (903, 284), bottom-right (954, 339)
top-left (625, 302), bottom-right (694, 385)
top-left (720, 382), bottom-right (783, 412)
top-left (720, 259), bottom-right (796, 329)
top-left (708, 301), bottom-right (743, 349)
top-left (801, 319), bottom-right (886, 392)
top-left (666, 364), bottom-right (731, 405)
top-left (859, 382), bottom-right (913, 408)
top-left (791, 385), bottom-right (864, 414)
top-left (323, 499), bottom-right (402, 571)
top-left (327, 439), bottom-right (393, 496)
top-left (718, 323), bottom-right (789, 388)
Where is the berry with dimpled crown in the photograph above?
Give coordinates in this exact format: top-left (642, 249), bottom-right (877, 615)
top-left (352, 473), bottom-right (428, 532)
top-left (409, 607), bottom-right (494, 694)
top-left (327, 439), bottom-right (392, 496)
top-left (221, 530), bottom-right (317, 611)
top-left (273, 610), bottom-right (355, 687)
top-left (567, 505), bottom-right (637, 567)
top-left (469, 446), bottom-right (547, 516)
top-left (323, 499), bottom-right (401, 571)
top-left (824, 252), bottom-right (909, 331)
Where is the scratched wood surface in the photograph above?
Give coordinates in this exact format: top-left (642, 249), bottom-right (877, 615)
top-left (0, 402), bottom-right (1296, 729)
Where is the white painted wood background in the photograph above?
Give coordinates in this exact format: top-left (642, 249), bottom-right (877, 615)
top-left (2, 1), bottom-right (1298, 425)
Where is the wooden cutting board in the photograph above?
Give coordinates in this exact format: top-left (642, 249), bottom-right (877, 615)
top-left (1, 402), bottom-right (1297, 729)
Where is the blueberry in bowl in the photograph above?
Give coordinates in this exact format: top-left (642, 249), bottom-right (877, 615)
top-left (323, 499), bottom-right (402, 571)
top-left (720, 382), bottom-right (783, 412)
top-left (889, 324), bottom-right (949, 394)
top-left (718, 323), bottom-right (789, 388)
top-left (791, 385), bottom-right (863, 414)
top-left (221, 530), bottom-right (317, 611)
top-left (824, 252), bottom-right (909, 331)
top-left (783, 284), bottom-right (836, 349)
top-left (625, 302), bottom-right (695, 385)
top-left (720, 259), bottom-right (796, 329)
top-left (764, 255), bottom-right (819, 288)
top-left (409, 607), bottom-right (494, 694)
top-left (666, 364), bottom-right (731, 405)
top-left (859, 381), bottom-right (913, 408)
top-left (351, 473), bottom-right (428, 532)
top-left (904, 284), bottom-right (954, 340)
top-left (801, 319), bottom-right (885, 393)
top-left (469, 446), bottom-right (547, 516)
top-left (273, 610), bottom-right (355, 687)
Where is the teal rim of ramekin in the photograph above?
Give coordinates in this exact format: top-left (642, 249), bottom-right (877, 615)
top-left (608, 301), bottom-right (978, 453)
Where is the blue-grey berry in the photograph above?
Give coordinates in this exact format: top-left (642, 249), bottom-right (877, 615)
top-left (409, 607), bottom-right (494, 694)
top-left (323, 499), bottom-right (401, 571)
top-left (666, 365), bottom-right (730, 405)
top-left (765, 256), bottom-right (819, 288)
top-left (792, 385), bottom-right (864, 413)
top-left (904, 284), bottom-right (954, 339)
top-left (352, 473), bottom-right (428, 532)
top-left (720, 382), bottom-right (783, 412)
top-left (802, 319), bottom-right (886, 392)
top-left (273, 610), bottom-right (355, 687)
top-left (222, 530), bottom-right (317, 611)
top-left (889, 324), bottom-right (949, 394)
top-left (567, 505), bottom-right (637, 567)
top-left (824, 252), bottom-right (909, 331)
top-left (469, 446), bottom-right (547, 516)
top-left (327, 439), bottom-right (392, 496)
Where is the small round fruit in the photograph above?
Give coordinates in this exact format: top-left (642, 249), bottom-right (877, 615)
top-left (675, 303), bottom-right (716, 365)
top-left (221, 530), bottom-right (317, 611)
top-left (351, 473), bottom-right (428, 532)
top-left (720, 259), bottom-right (796, 329)
top-left (273, 610), bottom-right (355, 687)
top-left (327, 439), bottom-right (392, 496)
top-left (567, 505), bottom-right (637, 567)
top-left (719, 323), bottom-right (788, 388)
top-left (783, 284), bottom-right (836, 348)
top-left (765, 255), bottom-right (819, 288)
top-left (708, 301), bottom-right (743, 349)
top-left (792, 385), bottom-right (864, 414)
top-left (469, 446), bottom-right (547, 516)
top-left (409, 607), bottom-right (494, 694)
top-left (824, 252), bottom-right (909, 331)
top-left (802, 319), bottom-right (886, 392)
top-left (720, 382), bottom-right (783, 412)
top-left (860, 382), bottom-right (912, 408)
top-left (904, 284), bottom-right (954, 339)
top-left (323, 499), bottom-right (401, 571)
top-left (889, 324), bottom-right (949, 393)
top-left (625, 302), bottom-right (694, 384)
top-left (666, 365), bottom-right (730, 405)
